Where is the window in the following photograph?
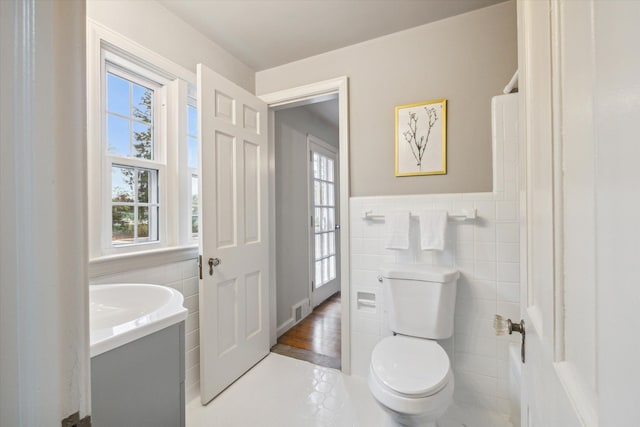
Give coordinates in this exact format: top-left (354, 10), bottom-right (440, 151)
top-left (111, 166), bottom-right (159, 244)
top-left (105, 67), bottom-right (164, 246)
top-left (312, 151), bottom-right (337, 288)
top-left (87, 29), bottom-right (199, 260)
top-left (187, 101), bottom-right (199, 240)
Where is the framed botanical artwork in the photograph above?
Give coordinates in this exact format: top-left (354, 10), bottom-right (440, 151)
top-left (395, 98), bottom-right (447, 176)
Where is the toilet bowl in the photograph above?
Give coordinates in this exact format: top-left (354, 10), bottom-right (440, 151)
top-left (368, 264), bottom-right (459, 427)
top-left (368, 335), bottom-right (453, 427)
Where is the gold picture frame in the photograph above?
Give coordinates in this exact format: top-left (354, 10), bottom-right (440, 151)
top-left (395, 98), bottom-right (447, 177)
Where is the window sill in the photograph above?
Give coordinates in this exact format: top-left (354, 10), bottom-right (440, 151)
top-left (89, 245), bottom-right (199, 279)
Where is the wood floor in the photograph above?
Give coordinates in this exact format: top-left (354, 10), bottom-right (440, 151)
top-left (271, 292), bottom-right (341, 369)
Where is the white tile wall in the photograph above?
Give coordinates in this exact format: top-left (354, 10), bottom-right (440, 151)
top-left (89, 258), bottom-right (201, 400)
top-left (349, 94), bottom-right (520, 416)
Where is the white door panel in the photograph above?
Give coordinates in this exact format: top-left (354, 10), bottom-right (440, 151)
top-left (518, 1), bottom-right (597, 426)
top-left (198, 64), bottom-right (269, 404)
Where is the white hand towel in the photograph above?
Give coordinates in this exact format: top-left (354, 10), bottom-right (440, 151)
top-left (419, 211), bottom-right (448, 251)
top-left (384, 211), bottom-right (411, 250)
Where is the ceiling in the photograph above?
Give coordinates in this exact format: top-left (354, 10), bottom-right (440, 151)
top-left (157, 0), bottom-right (505, 71)
top-left (300, 97), bottom-right (339, 128)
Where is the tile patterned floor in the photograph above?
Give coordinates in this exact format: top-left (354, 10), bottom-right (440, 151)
top-left (187, 353), bottom-right (512, 427)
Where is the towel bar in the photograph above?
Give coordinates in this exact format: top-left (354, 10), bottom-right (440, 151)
top-left (361, 209), bottom-right (477, 221)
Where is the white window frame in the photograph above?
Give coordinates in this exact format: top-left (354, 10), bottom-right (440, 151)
top-left (102, 58), bottom-right (167, 250)
top-left (187, 94), bottom-right (199, 242)
top-left (87, 20), bottom-right (199, 272)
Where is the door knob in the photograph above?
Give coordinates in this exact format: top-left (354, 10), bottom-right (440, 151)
top-left (208, 257), bottom-right (221, 275)
top-left (494, 315), bottom-right (526, 363)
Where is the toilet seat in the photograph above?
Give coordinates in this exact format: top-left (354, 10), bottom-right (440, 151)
top-left (370, 335), bottom-right (451, 398)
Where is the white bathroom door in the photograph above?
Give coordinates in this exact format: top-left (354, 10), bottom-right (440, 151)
top-left (197, 64), bottom-right (269, 404)
top-left (308, 135), bottom-right (340, 308)
top-left (518, 1), bottom-right (597, 426)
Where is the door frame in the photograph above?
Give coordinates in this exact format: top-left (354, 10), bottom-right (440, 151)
top-left (259, 77), bottom-right (351, 374)
top-left (307, 134), bottom-right (340, 309)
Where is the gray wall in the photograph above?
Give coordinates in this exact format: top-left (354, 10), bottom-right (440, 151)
top-left (87, 0), bottom-right (255, 92)
top-left (275, 104), bottom-right (338, 328)
top-left (257, 1), bottom-right (517, 197)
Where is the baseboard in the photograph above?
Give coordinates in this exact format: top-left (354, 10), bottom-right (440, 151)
top-left (277, 318), bottom-right (295, 338)
top-left (276, 297), bottom-right (311, 337)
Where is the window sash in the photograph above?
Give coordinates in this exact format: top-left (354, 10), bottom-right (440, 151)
top-left (101, 60), bottom-right (167, 252)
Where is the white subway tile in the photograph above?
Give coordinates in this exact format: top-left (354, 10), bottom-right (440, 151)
top-left (363, 238), bottom-right (384, 255)
top-left (181, 258), bottom-right (198, 279)
top-left (503, 162), bottom-right (517, 190)
top-left (454, 223), bottom-right (475, 242)
top-left (457, 278), bottom-right (497, 301)
top-left (496, 243), bottom-right (520, 262)
top-left (497, 302), bottom-right (520, 322)
top-left (453, 199), bottom-right (475, 212)
top-left (455, 352), bottom-right (498, 378)
top-left (496, 222), bottom-right (519, 243)
top-left (394, 250), bottom-right (416, 264)
top-left (416, 250), bottom-right (435, 264)
top-left (186, 330), bottom-right (199, 351)
top-left (163, 263), bottom-right (182, 284)
top-left (497, 282), bottom-right (520, 303)
top-left (351, 332), bottom-right (381, 378)
top-left (475, 200), bottom-right (496, 220)
top-left (497, 397), bottom-right (511, 416)
top-left (184, 294), bottom-right (199, 313)
top-left (454, 334), bottom-right (497, 358)
top-left (454, 370), bottom-right (498, 397)
top-left (183, 276), bottom-right (199, 297)
top-left (475, 261), bottom-right (497, 281)
top-left (455, 313), bottom-right (497, 338)
top-left (166, 281), bottom-right (184, 294)
top-left (454, 389), bottom-right (498, 412)
top-left (456, 240), bottom-right (475, 261)
top-left (475, 242), bottom-right (496, 262)
top-left (186, 364), bottom-right (199, 387)
top-left (456, 298), bottom-right (497, 320)
top-left (432, 249), bottom-right (454, 267)
top-left (186, 312), bottom-right (199, 333)
top-left (497, 262), bottom-right (520, 283)
top-left (455, 259), bottom-right (475, 278)
top-left (496, 201), bottom-right (518, 221)
top-left (475, 222), bottom-right (496, 243)
top-left (352, 313), bottom-right (381, 335)
top-left (186, 347), bottom-right (199, 371)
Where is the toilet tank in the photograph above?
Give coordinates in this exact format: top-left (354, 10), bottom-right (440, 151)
top-left (381, 264), bottom-right (459, 339)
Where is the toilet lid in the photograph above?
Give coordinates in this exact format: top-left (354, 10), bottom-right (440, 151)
top-left (371, 336), bottom-right (450, 397)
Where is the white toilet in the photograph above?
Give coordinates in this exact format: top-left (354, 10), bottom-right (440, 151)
top-left (368, 264), bottom-right (460, 427)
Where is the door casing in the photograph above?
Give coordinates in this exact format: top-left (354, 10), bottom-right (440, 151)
top-left (260, 77), bottom-right (351, 374)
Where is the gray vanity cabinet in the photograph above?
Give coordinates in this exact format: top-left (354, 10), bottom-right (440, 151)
top-left (91, 322), bottom-right (185, 427)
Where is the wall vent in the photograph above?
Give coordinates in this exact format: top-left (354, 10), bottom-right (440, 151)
top-left (295, 304), bottom-right (303, 322)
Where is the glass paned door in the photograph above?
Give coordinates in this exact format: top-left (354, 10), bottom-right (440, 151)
top-left (309, 135), bottom-right (339, 308)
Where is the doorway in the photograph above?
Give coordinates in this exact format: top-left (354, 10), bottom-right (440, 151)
top-left (268, 96), bottom-right (342, 369)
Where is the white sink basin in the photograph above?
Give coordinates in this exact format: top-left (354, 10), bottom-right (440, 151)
top-left (90, 284), bottom-right (188, 357)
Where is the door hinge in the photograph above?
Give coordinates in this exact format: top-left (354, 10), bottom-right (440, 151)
top-left (198, 255), bottom-right (203, 280)
top-left (310, 151), bottom-right (313, 161)
top-left (310, 216), bottom-right (313, 227)
top-left (61, 412), bottom-right (91, 427)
